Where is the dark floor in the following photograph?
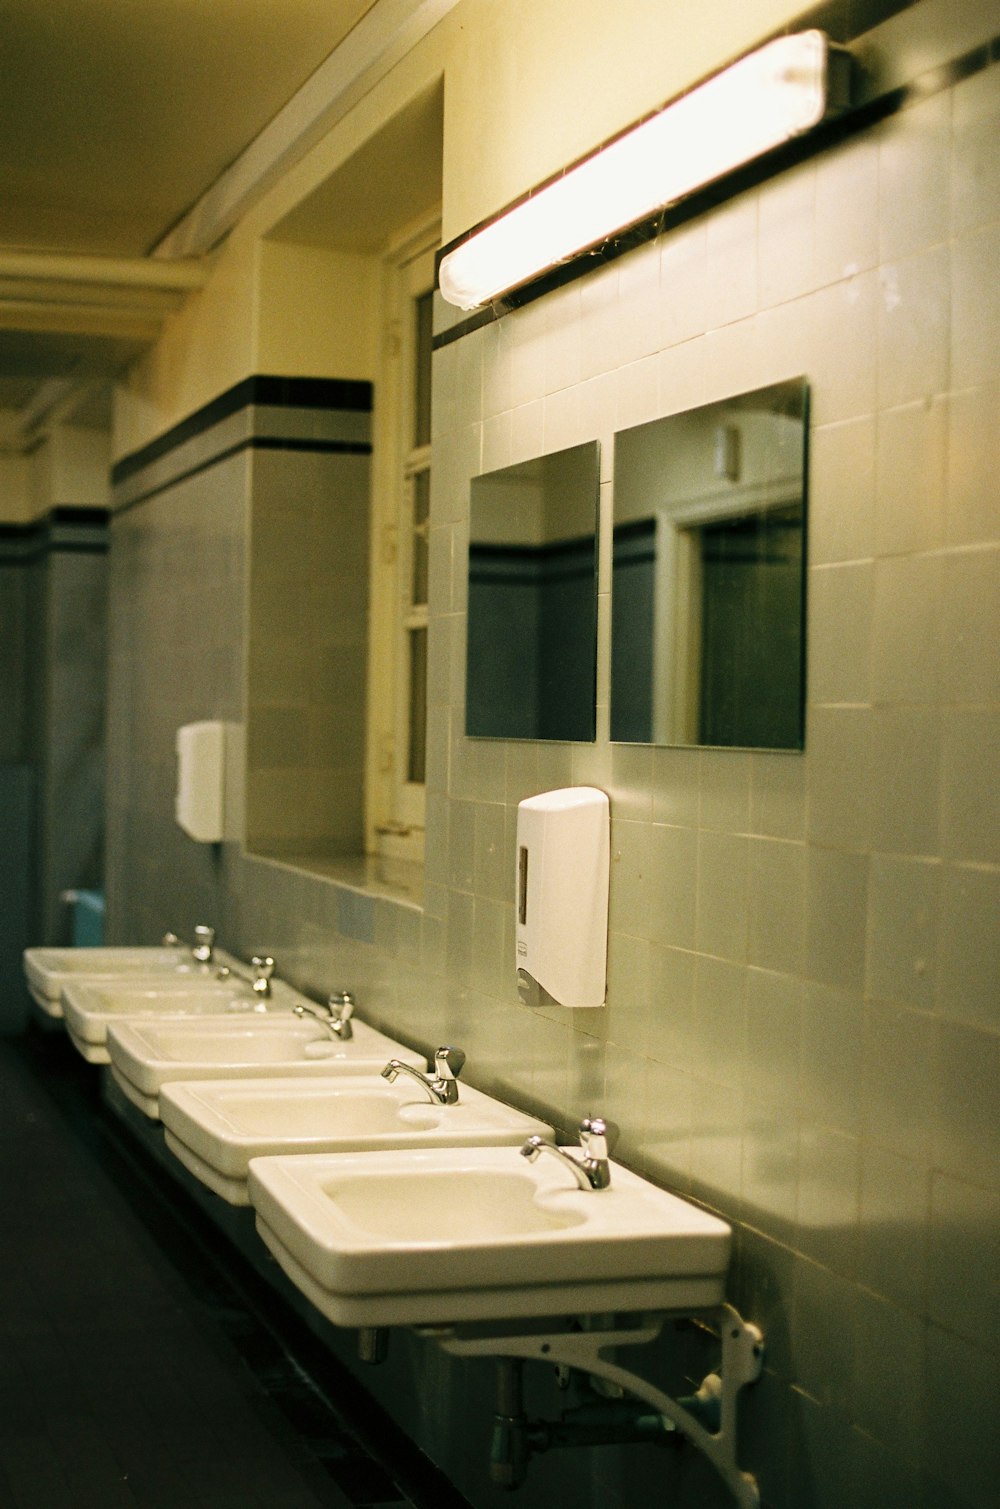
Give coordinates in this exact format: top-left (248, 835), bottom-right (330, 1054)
top-left (0, 1030), bottom-right (472, 1509)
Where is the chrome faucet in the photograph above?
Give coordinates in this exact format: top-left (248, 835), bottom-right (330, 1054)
top-left (521, 1116), bottom-right (616, 1191)
top-left (215, 953), bottom-right (275, 1004)
top-left (250, 955), bottom-right (275, 999)
top-left (161, 924), bottom-right (216, 964)
top-left (293, 990), bottom-right (356, 1040)
top-left (381, 1046), bottom-right (466, 1105)
top-left (191, 925), bottom-right (216, 964)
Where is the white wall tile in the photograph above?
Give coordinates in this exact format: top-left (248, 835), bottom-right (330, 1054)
top-left (867, 852), bottom-right (939, 1011)
top-left (647, 822), bottom-right (698, 950)
top-left (869, 705), bottom-right (942, 856)
top-left (927, 1171), bottom-right (999, 1343)
top-left (877, 90), bottom-right (952, 261)
top-left (480, 316), bottom-right (513, 419)
top-left (857, 1144), bottom-right (929, 1313)
top-left (874, 397), bottom-right (948, 556)
top-left (877, 245), bottom-right (950, 409)
top-left (940, 707), bottom-right (1000, 864)
top-left (749, 752), bottom-right (807, 841)
top-left (700, 748), bottom-right (751, 832)
top-left (656, 335), bottom-right (709, 417)
top-left (507, 398), bottom-right (545, 464)
top-left (541, 383), bottom-right (585, 452)
top-left (800, 983), bottom-right (864, 1135)
top-left (659, 219), bottom-right (710, 347)
top-left (806, 846), bottom-right (869, 992)
top-left (480, 408), bottom-right (511, 473)
top-left (614, 352), bottom-right (660, 431)
top-left (951, 64), bottom-right (1000, 235)
top-left (542, 281), bottom-right (582, 395)
top-left (807, 706), bottom-right (873, 850)
top-left (938, 863), bottom-right (1000, 1032)
top-left (747, 838), bottom-right (806, 976)
top-left (933, 1019), bottom-right (1000, 1189)
top-left (616, 239), bottom-right (661, 366)
top-left (809, 562), bottom-right (873, 705)
top-left (871, 553), bottom-right (943, 705)
top-left (578, 258), bottom-right (620, 380)
top-left (695, 830), bottom-right (749, 962)
top-left (815, 133), bottom-right (880, 286)
top-left (807, 271), bottom-right (878, 425)
top-left (809, 416), bottom-right (877, 566)
top-left (796, 1124), bottom-right (860, 1275)
top-left (758, 161), bottom-right (816, 308)
top-left (939, 547), bottom-right (1000, 704)
top-left (706, 194), bottom-right (759, 328)
top-left (508, 296), bottom-right (548, 408)
top-left (651, 745), bottom-right (701, 828)
top-left (863, 1000), bottom-right (936, 1162)
top-left (945, 379), bottom-right (1000, 546)
top-left (952, 220), bottom-right (1000, 389)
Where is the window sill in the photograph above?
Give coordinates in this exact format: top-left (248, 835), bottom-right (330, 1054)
top-left (246, 845), bottom-right (423, 911)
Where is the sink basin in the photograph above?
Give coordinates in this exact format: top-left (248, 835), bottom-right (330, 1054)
top-left (61, 976), bottom-right (308, 1065)
top-left (23, 945), bottom-right (239, 1019)
top-left (160, 1077), bottom-right (554, 1205)
top-left (106, 1016), bottom-right (426, 1119)
top-left (248, 1145), bottom-right (732, 1328)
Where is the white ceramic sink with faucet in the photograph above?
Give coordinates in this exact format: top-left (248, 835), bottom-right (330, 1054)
top-left (247, 1132), bottom-right (733, 1328)
top-left (159, 1068), bottom-right (554, 1205)
top-left (105, 1016), bottom-right (426, 1119)
top-left (23, 933), bottom-right (238, 1019)
top-left (60, 975), bottom-right (311, 1064)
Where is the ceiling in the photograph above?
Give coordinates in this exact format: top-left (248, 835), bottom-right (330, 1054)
top-left (0, 0), bottom-right (382, 443)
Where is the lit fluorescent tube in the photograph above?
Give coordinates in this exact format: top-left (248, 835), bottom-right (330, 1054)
top-left (440, 30), bottom-right (842, 311)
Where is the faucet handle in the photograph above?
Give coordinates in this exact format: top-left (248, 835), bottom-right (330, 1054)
top-left (327, 990), bottom-right (355, 1040)
top-left (251, 955), bottom-right (275, 996)
top-left (579, 1116), bottom-right (617, 1166)
top-left (434, 1045), bottom-right (466, 1081)
top-left (162, 931), bottom-right (181, 947)
top-left (192, 924), bottom-right (216, 963)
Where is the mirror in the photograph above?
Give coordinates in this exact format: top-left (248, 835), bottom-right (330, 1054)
top-left (466, 441), bottom-right (600, 741)
top-left (611, 378), bottom-right (808, 750)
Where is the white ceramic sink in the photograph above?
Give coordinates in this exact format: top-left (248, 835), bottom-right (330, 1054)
top-left (160, 1076), bottom-right (554, 1205)
top-left (23, 945), bottom-right (239, 1019)
top-left (248, 1145), bottom-right (732, 1328)
top-left (106, 1016), bottom-right (426, 1119)
top-left (61, 976), bottom-right (307, 1065)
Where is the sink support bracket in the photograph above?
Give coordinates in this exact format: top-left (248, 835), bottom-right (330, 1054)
top-left (428, 1304), bottom-right (764, 1508)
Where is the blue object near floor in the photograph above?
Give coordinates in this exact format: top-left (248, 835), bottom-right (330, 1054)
top-left (63, 887), bottom-right (105, 945)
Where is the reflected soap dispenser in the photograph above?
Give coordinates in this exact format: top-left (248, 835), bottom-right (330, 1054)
top-left (515, 786), bottom-right (609, 1008)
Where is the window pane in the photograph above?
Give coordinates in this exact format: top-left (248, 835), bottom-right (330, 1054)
top-left (407, 626), bottom-right (427, 784)
top-left (411, 470), bottom-right (430, 605)
top-left (413, 290), bottom-right (433, 449)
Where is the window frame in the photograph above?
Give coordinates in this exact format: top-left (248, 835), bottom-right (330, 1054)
top-left (365, 214), bottom-right (439, 864)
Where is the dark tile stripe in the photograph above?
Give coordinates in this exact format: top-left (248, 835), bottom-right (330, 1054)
top-left (110, 375), bottom-right (373, 490)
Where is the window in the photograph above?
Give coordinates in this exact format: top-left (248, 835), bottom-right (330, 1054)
top-left (366, 220), bottom-right (438, 864)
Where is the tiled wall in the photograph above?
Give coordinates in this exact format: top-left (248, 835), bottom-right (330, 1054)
top-left (0, 515), bottom-right (108, 946)
top-left (104, 52), bottom-right (999, 1509)
top-left (246, 438), bottom-right (371, 858)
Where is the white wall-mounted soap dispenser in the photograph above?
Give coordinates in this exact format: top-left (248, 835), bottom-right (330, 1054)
top-left (175, 721), bottom-right (227, 843)
top-left (515, 786), bottom-right (609, 1008)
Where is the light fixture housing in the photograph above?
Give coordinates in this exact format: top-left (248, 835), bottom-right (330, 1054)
top-left (439, 29), bottom-right (849, 312)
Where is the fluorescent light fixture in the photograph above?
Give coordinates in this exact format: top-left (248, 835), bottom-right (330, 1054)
top-left (440, 30), bottom-right (844, 312)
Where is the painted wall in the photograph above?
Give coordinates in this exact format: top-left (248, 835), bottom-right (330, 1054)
top-left (102, 3), bottom-right (999, 1507)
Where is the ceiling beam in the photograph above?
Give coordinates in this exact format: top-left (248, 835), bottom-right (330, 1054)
top-left (0, 250), bottom-right (208, 341)
top-left (153, 0), bottom-right (460, 259)
top-left (0, 250), bottom-right (207, 291)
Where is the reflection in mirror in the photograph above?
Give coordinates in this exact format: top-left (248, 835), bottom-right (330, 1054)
top-left (466, 442), bottom-right (600, 741)
top-left (611, 378), bottom-right (808, 750)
